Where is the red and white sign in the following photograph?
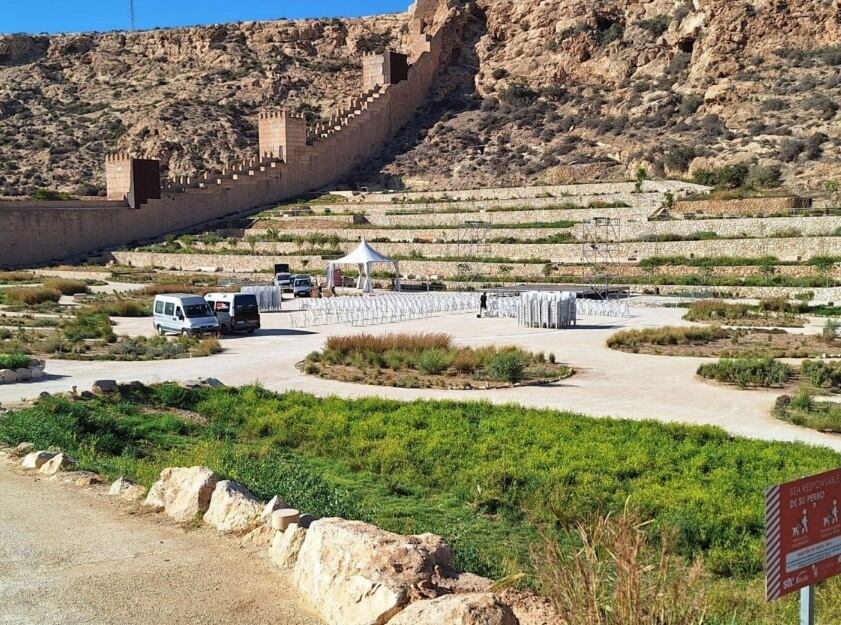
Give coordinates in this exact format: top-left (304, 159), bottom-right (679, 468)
top-left (766, 467), bottom-right (841, 600)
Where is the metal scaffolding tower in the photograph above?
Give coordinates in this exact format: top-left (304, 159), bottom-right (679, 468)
top-left (581, 217), bottom-right (622, 299)
top-left (456, 220), bottom-right (491, 285)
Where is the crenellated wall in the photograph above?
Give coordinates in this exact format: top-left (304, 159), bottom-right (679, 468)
top-left (0, 0), bottom-right (453, 268)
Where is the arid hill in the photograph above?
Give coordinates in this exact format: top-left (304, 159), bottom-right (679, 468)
top-left (2, 0), bottom-right (840, 196)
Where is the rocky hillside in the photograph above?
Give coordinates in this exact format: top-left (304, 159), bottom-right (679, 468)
top-left (2, 0), bottom-right (841, 196)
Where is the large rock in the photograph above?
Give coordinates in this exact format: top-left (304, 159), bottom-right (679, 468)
top-left (10, 442), bottom-right (34, 458)
top-left (203, 480), bottom-right (263, 533)
top-left (292, 518), bottom-right (454, 625)
top-left (269, 523), bottom-right (307, 569)
top-left (14, 367), bottom-right (31, 382)
top-left (21, 450), bottom-right (57, 469)
top-left (109, 477), bottom-right (147, 501)
top-left (38, 452), bottom-right (76, 476)
top-left (262, 495), bottom-right (287, 521)
top-left (143, 466), bottom-right (219, 522)
top-left (0, 370), bottom-right (18, 384)
top-left (91, 379), bottom-right (118, 394)
top-left (388, 594), bottom-right (519, 625)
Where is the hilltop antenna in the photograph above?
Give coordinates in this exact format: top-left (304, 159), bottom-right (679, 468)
top-left (130, 0), bottom-right (135, 31)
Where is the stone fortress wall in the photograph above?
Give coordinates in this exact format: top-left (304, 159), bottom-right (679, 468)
top-left (0, 0), bottom-right (452, 268)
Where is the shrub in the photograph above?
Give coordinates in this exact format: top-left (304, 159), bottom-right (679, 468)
top-left (62, 311), bottom-right (115, 343)
top-left (822, 318), bottom-right (840, 344)
top-left (486, 350), bottom-right (528, 383)
top-left (193, 337), bottom-right (222, 357)
top-left (678, 93), bottom-right (703, 116)
top-left (697, 358), bottom-right (793, 387)
top-left (684, 300), bottom-right (752, 322)
top-left (664, 145), bottom-right (696, 171)
top-left (0, 352), bottom-right (33, 369)
top-left (636, 14), bottom-right (670, 36)
top-left (779, 138), bottom-right (805, 163)
top-left (5, 287), bottom-right (62, 305)
top-left (801, 360), bottom-right (841, 390)
top-left (452, 349), bottom-right (478, 374)
top-left (499, 83), bottom-right (538, 107)
top-left (607, 326), bottom-right (726, 349)
top-left (0, 271), bottom-right (36, 283)
top-left (31, 188), bottom-right (73, 201)
top-left (42, 278), bottom-right (89, 295)
top-left (415, 349), bottom-right (452, 375)
top-left (89, 298), bottom-right (150, 317)
top-left (534, 508), bottom-right (707, 625)
top-left (325, 333), bottom-right (452, 354)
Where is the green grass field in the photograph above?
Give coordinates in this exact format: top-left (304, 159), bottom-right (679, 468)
top-left (2, 385), bottom-right (840, 623)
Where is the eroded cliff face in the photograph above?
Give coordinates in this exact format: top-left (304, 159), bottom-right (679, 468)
top-left (2, 0), bottom-right (841, 195)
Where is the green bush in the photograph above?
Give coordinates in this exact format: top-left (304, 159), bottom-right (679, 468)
top-left (486, 350), bottom-right (528, 383)
top-left (0, 352), bottom-right (32, 369)
top-left (62, 311), bottom-right (116, 343)
top-left (697, 358), bottom-right (793, 387)
top-left (607, 326), bottom-right (727, 349)
top-left (415, 349), bottom-right (452, 375)
top-left (800, 360), bottom-right (841, 390)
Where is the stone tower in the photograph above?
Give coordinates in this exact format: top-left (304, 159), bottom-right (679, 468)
top-left (411, 0), bottom-right (439, 33)
top-left (105, 153), bottom-right (161, 208)
top-left (362, 50), bottom-right (409, 91)
top-left (258, 111), bottom-right (308, 161)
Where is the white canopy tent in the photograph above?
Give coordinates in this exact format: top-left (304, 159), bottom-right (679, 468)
top-left (326, 240), bottom-right (401, 293)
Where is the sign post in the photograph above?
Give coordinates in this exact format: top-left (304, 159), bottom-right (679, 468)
top-left (765, 467), bottom-right (841, 624)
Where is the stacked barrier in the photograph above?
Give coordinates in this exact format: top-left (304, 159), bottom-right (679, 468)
top-left (517, 291), bottom-right (577, 329)
top-left (241, 286), bottom-right (284, 312)
top-left (486, 291), bottom-right (633, 325)
top-left (292, 292), bottom-right (479, 327)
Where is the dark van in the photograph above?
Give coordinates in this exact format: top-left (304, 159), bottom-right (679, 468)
top-left (204, 292), bottom-right (261, 335)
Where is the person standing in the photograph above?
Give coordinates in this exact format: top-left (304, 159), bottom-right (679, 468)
top-left (478, 292), bottom-right (488, 318)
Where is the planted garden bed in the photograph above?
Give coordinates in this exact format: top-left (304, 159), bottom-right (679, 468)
top-left (299, 332), bottom-right (572, 389)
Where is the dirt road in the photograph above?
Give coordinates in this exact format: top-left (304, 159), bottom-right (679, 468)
top-left (0, 461), bottom-right (322, 625)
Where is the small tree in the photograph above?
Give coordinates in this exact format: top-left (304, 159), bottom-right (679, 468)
top-left (634, 167), bottom-right (649, 193)
top-left (825, 179), bottom-right (840, 208)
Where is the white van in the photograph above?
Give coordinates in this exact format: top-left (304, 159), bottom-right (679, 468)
top-left (204, 292), bottom-right (261, 334)
top-left (152, 294), bottom-right (219, 337)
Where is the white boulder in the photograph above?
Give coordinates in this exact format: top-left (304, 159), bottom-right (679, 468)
top-left (21, 450), bottom-right (57, 469)
top-left (38, 452), bottom-right (76, 476)
top-left (262, 495), bottom-right (288, 521)
top-left (388, 593), bottom-right (519, 625)
top-left (0, 370), bottom-right (18, 383)
top-left (292, 518), bottom-right (454, 625)
top-left (143, 466), bottom-right (219, 522)
top-left (203, 480), bottom-right (263, 533)
top-left (14, 368), bottom-right (31, 382)
top-left (269, 523), bottom-right (307, 569)
top-left (109, 477), bottom-right (147, 501)
top-left (10, 442), bottom-right (34, 458)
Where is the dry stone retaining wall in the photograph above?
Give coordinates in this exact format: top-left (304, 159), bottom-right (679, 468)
top-left (672, 196), bottom-right (810, 217)
top-left (356, 180), bottom-right (707, 203)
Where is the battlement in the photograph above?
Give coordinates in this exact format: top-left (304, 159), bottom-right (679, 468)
top-left (105, 151), bottom-right (133, 163)
top-left (258, 110), bottom-right (307, 121)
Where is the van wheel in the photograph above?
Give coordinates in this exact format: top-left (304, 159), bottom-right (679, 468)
top-left (246, 329), bottom-right (256, 335)
top-left (156, 325), bottom-right (165, 336)
top-left (180, 329), bottom-right (189, 337)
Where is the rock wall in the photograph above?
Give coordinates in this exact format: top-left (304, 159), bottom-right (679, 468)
top-left (672, 196), bottom-right (812, 217)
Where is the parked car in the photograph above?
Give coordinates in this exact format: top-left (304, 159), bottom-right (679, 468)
top-left (273, 272), bottom-right (293, 291)
top-left (292, 275), bottom-right (314, 297)
top-left (152, 294), bottom-right (219, 336)
top-left (204, 292), bottom-right (261, 334)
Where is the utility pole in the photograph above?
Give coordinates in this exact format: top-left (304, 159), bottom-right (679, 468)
top-left (130, 0), bottom-right (135, 31)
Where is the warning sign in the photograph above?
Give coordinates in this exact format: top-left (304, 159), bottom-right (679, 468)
top-left (765, 467), bottom-right (841, 600)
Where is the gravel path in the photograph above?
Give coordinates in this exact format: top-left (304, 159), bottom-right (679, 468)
top-left (0, 461), bottom-right (323, 625)
top-left (1, 299), bottom-right (840, 451)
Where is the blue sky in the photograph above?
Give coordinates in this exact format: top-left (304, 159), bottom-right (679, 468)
top-left (0, 1), bottom-right (408, 34)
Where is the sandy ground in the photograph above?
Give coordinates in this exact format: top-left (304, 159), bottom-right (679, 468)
top-left (1, 298), bottom-right (840, 451)
top-left (0, 460), bottom-right (323, 625)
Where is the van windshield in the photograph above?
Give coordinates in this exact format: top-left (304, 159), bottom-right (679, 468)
top-left (234, 295), bottom-right (258, 313)
top-left (184, 303), bottom-right (212, 318)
